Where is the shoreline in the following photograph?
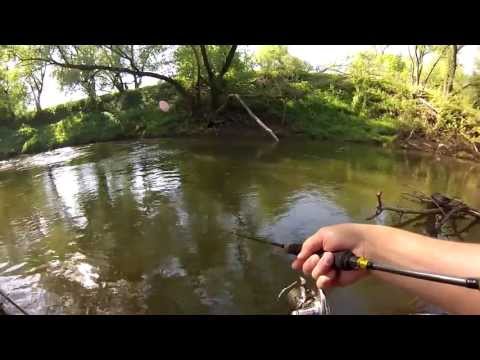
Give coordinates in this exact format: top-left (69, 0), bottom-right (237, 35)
top-left (1, 130), bottom-right (479, 165)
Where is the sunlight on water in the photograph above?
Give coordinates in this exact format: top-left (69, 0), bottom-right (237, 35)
top-left (49, 252), bottom-right (100, 290)
top-left (0, 146), bottom-right (88, 173)
top-left (46, 166), bottom-right (88, 229)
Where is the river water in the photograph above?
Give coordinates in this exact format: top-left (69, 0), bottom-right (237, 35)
top-left (1, 138), bottom-right (479, 314)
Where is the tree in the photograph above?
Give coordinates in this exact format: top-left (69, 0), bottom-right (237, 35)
top-left (52, 45), bottom-right (103, 101)
top-left (408, 45), bottom-right (434, 88)
top-left (253, 46), bottom-right (312, 112)
top-left (18, 45), bottom-right (193, 109)
top-left (96, 49), bottom-right (129, 93)
top-left (101, 45), bottom-right (170, 89)
top-left (25, 62), bottom-right (47, 111)
top-left (199, 45), bottom-right (238, 109)
top-left (443, 45), bottom-right (464, 96)
top-left (13, 46), bottom-right (52, 111)
top-left (175, 45), bottom-right (248, 111)
top-left (173, 45), bottom-right (203, 109)
top-left (17, 44), bottom-right (240, 114)
top-left (255, 45), bottom-right (310, 80)
top-left (0, 47), bottom-right (27, 121)
top-left (467, 55), bottom-right (480, 108)
top-left (421, 45), bottom-right (448, 90)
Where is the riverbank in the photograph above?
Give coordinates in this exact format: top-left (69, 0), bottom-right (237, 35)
top-left (1, 72), bottom-right (479, 162)
top-left (2, 113), bottom-right (479, 163)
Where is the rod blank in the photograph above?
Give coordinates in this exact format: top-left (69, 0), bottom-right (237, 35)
top-left (369, 262), bottom-right (480, 290)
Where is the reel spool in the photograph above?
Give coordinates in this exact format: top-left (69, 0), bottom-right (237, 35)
top-left (278, 276), bottom-right (331, 315)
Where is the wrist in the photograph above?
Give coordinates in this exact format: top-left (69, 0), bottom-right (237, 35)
top-left (361, 224), bottom-right (400, 262)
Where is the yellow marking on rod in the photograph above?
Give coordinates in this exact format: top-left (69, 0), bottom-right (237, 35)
top-left (356, 257), bottom-right (369, 269)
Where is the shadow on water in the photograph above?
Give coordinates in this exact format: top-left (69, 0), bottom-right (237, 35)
top-left (1, 137), bottom-right (480, 314)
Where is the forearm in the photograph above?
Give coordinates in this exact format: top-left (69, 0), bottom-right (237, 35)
top-left (364, 226), bottom-right (480, 314)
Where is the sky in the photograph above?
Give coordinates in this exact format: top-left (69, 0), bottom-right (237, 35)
top-left (38, 45), bottom-right (480, 109)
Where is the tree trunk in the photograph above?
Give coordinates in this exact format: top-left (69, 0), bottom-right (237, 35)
top-left (410, 45), bottom-right (428, 88)
top-left (199, 45), bottom-right (238, 111)
top-left (35, 99), bottom-right (42, 112)
top-left (443, 45), bottom-right (458, 97)
top-left (114, 83), bottom-right (125, 93)
top-left (210, 84), bottom-right (221, 110)
top-left (191, 45), bottom-right (202, 109)
top-left (29, 83), bottom-right (42, 111)
top-left (133, 74), bottom-right (140, 89)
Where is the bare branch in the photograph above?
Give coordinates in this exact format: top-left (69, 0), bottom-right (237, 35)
top-left (21, 56), bottom-right (189, 98)
top-left (422, 46), bottom-right (448, 89)
top-left (366, 191), bottom-right (442, 221)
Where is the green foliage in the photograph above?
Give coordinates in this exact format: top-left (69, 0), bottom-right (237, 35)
top-left (118, 90), bottom-right (143, 110)
top-left (2, 44), bottom-right (480, 160)
top-left (19, 112), bottom-right (124, 153)
top-left (5, 88), bottom-right (188, 157)
top-left (0, 48), bottom-right (28, 123)
top-left (174, 45), bottom-right (254, 93)
top-left (255, 46), bottom-right (311, 79)
top-left (0, 126), bottom-right (26, 157)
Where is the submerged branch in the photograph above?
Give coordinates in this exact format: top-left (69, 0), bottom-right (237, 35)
top-left (368, 191), bottom-right (480, 238)
top-left (366, 192), bottom-right (440, 221)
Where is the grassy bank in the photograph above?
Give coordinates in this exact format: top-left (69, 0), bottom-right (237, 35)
top-left (0, 84), bottom-right (192, 159)
top-left (1, 72), bottom-right (479, 161)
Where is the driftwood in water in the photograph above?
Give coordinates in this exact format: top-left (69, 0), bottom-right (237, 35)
top-left (367, 191), bottom-right (480, 238)
top-left (214, 93), bottom-right (280, 142)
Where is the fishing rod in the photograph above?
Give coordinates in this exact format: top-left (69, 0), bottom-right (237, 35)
top-left (0, 288), bottom-right (29, 315)
top-left (234, 232), bottom-right (480, 291)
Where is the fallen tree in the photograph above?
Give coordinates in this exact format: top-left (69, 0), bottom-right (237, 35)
top-left (214, 93), bottom-right (280, 142)
top-left (367, 191), bottom-right (480, 238)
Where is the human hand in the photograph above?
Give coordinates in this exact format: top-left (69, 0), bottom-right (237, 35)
top-left (291, 223), bottom-right (382, 289)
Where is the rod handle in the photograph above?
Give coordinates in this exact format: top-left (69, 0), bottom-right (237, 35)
top-left (285, 244), bottom-right (359, 271)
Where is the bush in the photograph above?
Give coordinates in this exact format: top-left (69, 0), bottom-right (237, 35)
top-left (143, 111), bottom-right (181, 137)
top-left (118, 90), bottom-right (143, 110)
top-left (0, 126), bottom-right (25, 158)
top-left (19, 112), bottom-right (124, 154)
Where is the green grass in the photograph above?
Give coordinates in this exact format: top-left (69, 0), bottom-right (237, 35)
top-left (278, 86), bottom-right (401, 143)
top-left (4, 71), bottom-right (476, 160)
top-left (0, 83), bottom-right (190, 159)
top-left (0, 107), bottom-right (188, 159)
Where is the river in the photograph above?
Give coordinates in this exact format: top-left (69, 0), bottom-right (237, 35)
top-left (1, 138), bottom-right (479, 314)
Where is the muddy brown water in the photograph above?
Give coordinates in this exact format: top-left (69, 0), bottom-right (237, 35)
top-left (1, 138), bottom-right (479, 314)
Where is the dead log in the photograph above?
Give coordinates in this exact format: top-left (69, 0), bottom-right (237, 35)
top-left (231, 94), bottom-right (279, 142)
top-left (213, 93), bottom-right (280, 142)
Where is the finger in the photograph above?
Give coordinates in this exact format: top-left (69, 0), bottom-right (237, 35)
top-left (311, 252), bottom-right (334, 280)
top-left (296, 231), bottom-right (326, 261)
top-left (302, 254), bottom-right (320, 275)
top-left (291, 258), bottom-right (302, 271)
top-left (316, 269), bottom-right (337, 289)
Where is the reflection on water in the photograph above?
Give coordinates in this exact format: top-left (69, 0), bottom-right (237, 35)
top-left (1, 138), bottom-right (480, 314)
